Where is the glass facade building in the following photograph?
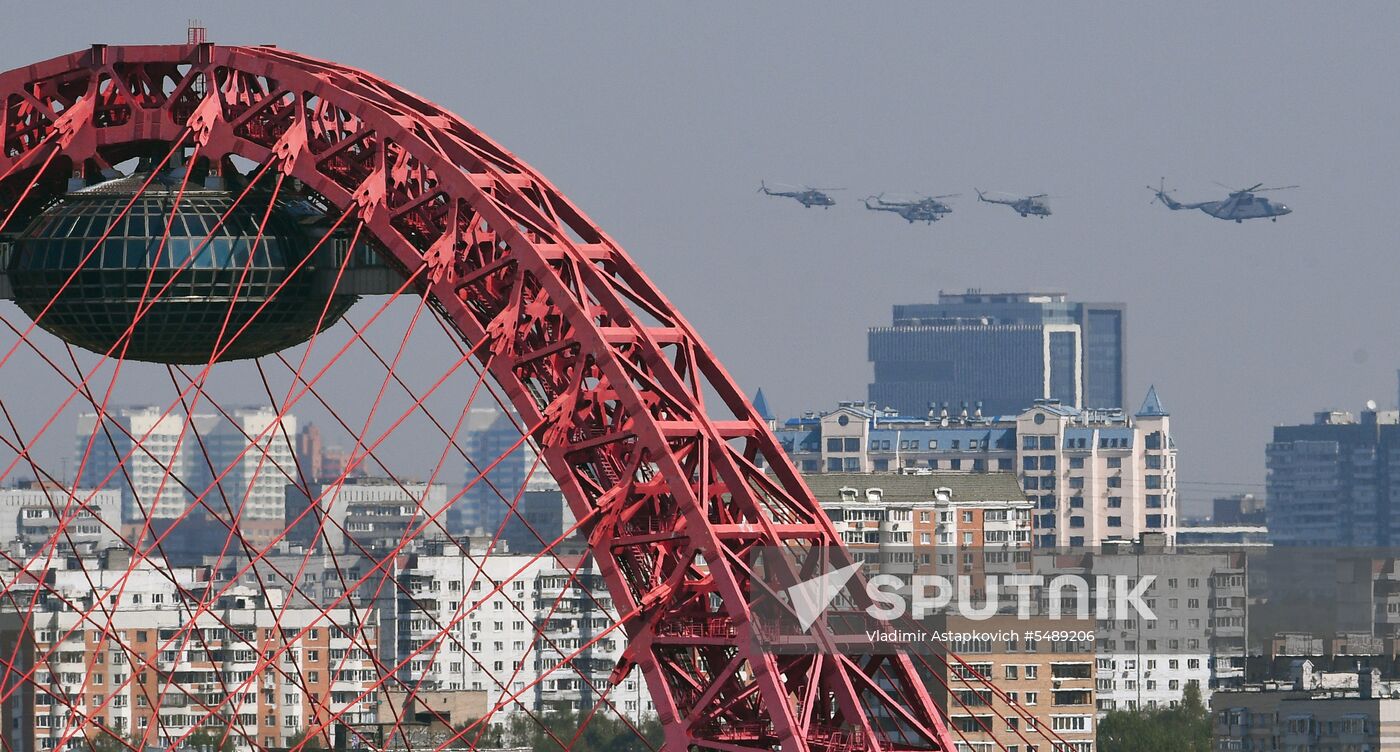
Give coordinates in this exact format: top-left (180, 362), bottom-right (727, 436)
top-left (4, 172), bottom-right (357, 364)
top-left (868, 291), bottom-right (1126, 418)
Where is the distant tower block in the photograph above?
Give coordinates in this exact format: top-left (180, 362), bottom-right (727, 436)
top-left (187, 20), bottom-right (207, 45)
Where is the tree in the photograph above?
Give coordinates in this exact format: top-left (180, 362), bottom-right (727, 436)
top-left (86, 731), bottom-right (136, 752)
top-left (287, 727), bottom-right (328, 751)
top-left (460, 705), bottom-right (663, 752)
top-left (183, 727), bottom-right (237, 752)
top-left (1097, 683), bottom-right (1211, 752)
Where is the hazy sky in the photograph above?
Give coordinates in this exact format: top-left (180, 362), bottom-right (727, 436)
top-left (6, 2), bottom-right (1400, 515)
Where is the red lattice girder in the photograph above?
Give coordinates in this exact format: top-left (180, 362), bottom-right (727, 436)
top-left (0, 44), bottom-right (956, 752)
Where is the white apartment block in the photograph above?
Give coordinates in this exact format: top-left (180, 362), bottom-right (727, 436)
top-left (374, 552), bottom-right (653, 724)
top-left (0, 483), bottom-right (121, 555)
top-left (76, 406), bottom-right (296, 522)
top-left (206, 407), bottom-right (298, 522)
top-left (284, 477), bottom-right (450, 554)
top-left (777, 389), bottom-right (1177, 547)
top-left (229, 547), bottom-right (655, 725)
top-left (1036, 538), bottom-right (1247, 715)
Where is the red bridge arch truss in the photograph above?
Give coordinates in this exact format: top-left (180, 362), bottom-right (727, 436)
top-left (0, 44), bottom-right (968, 752)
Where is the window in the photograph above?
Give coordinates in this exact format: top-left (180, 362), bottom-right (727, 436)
top-left (1023, 436), bottom-right (1039, 450)
top-left (1107, 496), bottom-right (1122, 508)
top-left (1051, 716), bottom-right (1090, 732)
top-left (1107, 457), bottom-right (1122, 469)
top-left (1108, 516), bottom-right (1121, 527)
top-left (826, 438), bottom-right (841, 452)
top-left (1107, 476), bottom-right (1121, 488)
top-left (1023, 456), bottom-right (1038, 471)
top-left (843, 438), bottom-right (860, 452)
top-left (1069, 457), bottom-right (1084, 469)
top-left (1041, 456), bottom-right (1056, 471)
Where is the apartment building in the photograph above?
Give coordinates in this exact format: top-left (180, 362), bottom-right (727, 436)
top-left (926, 614), bottom-right (1097, 752)
top-left (802, 472), bottom-right (1032, 593)
top-left (778, 391), bottom-right (1177, 546)
top-left (1212, 662), bottom-right (1400, 751)
top-left (1267, 407), bottom-right (1400, 547)
top-left (284, 477), bottom-right (450, 555)
top-left (75, 406), bottom-right (296, 527)
top-left (0, 549), bottom-right (380, 752)
top-left (0, 482), bottom-right (122, 556)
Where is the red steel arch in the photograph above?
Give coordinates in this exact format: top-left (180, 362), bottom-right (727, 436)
top-left (0, 44), bottom-right (955, 752)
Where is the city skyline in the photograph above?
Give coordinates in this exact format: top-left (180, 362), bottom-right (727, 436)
top-left (0, 8), bottom-right (1392, 749)
top-left (4, 3), bottom-right (1398, 517)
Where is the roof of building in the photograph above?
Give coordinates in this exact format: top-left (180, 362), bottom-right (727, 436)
top-left (752, 388), bottom-right (773, 421)
top-left (801, 472), bottom-right (1029, 505)
top-left (1137, 385), bottom-right (1168, 417)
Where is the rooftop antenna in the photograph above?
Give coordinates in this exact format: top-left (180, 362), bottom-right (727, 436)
top-left (187, 19), bottom-right (207, 45)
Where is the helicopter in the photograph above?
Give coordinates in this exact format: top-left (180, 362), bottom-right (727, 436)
top-left (975, 189), bottom-right (1051, 218)
top-left (1148, 179), bottom-right (1294, 222)
top-left (862, 193), bottom-right (957, 224)
top-left (759, 181), bottom-right (840, 208)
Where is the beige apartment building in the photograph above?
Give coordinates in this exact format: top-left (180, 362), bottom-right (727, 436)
top-left (0, 549), bottom-right (382, 752)
top-left (778, 391), bottom-right (1177, 547)
top-left (926, 614), bottom-right (1097, 752)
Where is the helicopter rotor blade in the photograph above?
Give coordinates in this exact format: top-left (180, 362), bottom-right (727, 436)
top-left (1254, 185), bottom-right (1299, 193)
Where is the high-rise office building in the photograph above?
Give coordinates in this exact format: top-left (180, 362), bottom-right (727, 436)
top-left (1266, 407), bottom-right (1400, 547)
top-left (868, 290), bottom-right (1126, 417)
top-left (457, 408), bottom-right (557, 537)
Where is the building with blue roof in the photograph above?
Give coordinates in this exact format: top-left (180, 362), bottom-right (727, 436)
top-left (779, 388), bottom-right (1177, 546)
